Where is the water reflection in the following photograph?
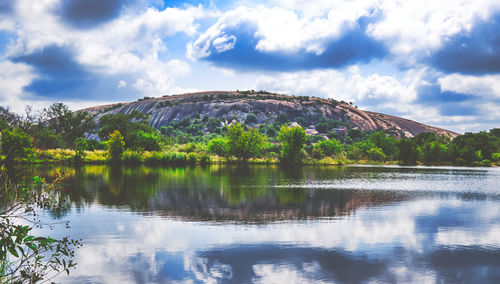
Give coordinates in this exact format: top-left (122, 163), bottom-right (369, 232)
top-left (36, 165), bottom-right (414, 221)
top-left (31, 165), bottom-right (500, 283)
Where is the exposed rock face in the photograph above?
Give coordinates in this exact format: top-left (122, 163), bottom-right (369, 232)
top-left (83, 91), bottom-right (459, 138)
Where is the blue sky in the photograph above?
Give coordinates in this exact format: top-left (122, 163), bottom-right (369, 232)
top-left (0, 0), bottom-right (499, 132)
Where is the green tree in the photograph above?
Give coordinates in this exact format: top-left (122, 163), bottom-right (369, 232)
top-left (398, 137), bottom-right (418, 164)
top-left (98, 111), bottom-right (153, 148)
top-left (227, 123), bottom-right (265, 160)
top-left (245, 113), bottom-right (258, 124)
top-left (42, 103), bottom-right (95, 147)
top-left (316, 139), bottom-right (343, 156)
top-left (74, 137), bottom-right (88, 163)
top-left (367, 147), bottom-right (386, 161)
top-left (277, 126), bottom-right (307, 164)
top-left (207, 137), bottom-right (229, 157)
top-left (135, 131), bottom-right (161, 151)
top-left (1, 129), bottom-right (32, 165)
top-left (368, 131), bottom-right (398, 159)
top-left (107, 130), bottom-right (125, 162)
top-left (32, 127), bottom-right (65, 149)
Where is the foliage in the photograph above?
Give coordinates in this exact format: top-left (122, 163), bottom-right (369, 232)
top-left (275, 113), bottom-right (289, 125)
top-left (316, 139), bottom-right (343, 156)
top-left (367, 147), bottom-right (386, 161)
top-left (32, 128), bottom-right (65, 149)
top-left (277, 126), bottom-right (307, 164)
top-left (226, 122), bottom-right (266, 160)
top-left (98, 111), bottom-right (153, 148)
top-left (107, 130), bottom-right (125, 163)
top-left (42, 103), bottom-right (95, 147)
top-left (207, 137), bottom-right (229, 157)
top-left (135, 131), bottom-right (161, 151)
top-left (367, 131), bottom-right (398, 160)
top-left (398, 138), bottom-right (418, 164)
top-left (74, 137), bottom-right (88, 164)
top-left (0, 170), bottom-right (81, 283)
top-left (122, 150), bottom-right (143, 164)
top-left (315, 118), bottom-right (347, 133)
top-left (187, 152), bottom-right (198, 165)
top-left (244, 113), bottom-right (258, 124)
top-left (199, 154), bottom-right (212, 165)
top-left (2, 129), bottom-right (33, 165)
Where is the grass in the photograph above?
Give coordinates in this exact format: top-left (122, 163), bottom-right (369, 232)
top-left (28, 149), bottom-right (498, 167)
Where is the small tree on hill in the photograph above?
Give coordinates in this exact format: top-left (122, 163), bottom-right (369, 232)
top-left (277, 126), bottom-right (307, 164)
top-left (107, 130), bottom-right (125, 163)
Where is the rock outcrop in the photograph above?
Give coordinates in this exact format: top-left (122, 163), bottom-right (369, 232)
top-left (83, 91), bottom-right (459, 138)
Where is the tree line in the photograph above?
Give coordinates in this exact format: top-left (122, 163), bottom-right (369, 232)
top-left (0, 103), bottom-right (499, 166)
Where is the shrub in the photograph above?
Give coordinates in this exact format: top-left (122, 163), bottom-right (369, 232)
top-left (135, 131), bottom-right (161, 151)
top-left (122, 150), bottom-right (143, 164)
top-left (33, 128), bottom-right (65, 149)
top-left (187, 152), bottom-right (198, 165)
top-left (200, 154), bottom-right (211, 165)
top-left (277, 126), bottom-right (307, 164)
top-left (245, 113), bottom-right (258, 124)
top-left (107, 130), bottom-right (125, 163)
top-left (312, 146), bottom-right (324, 159)
top-left (316, 139), bottom-right (342, 156)
top-left (2, 128), bottom-right (33, 164)
top-left (367, 147), bottom-right (386, 161)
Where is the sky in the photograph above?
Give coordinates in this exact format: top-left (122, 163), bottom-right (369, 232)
top-left (0, 0), bottom-right (499, 133)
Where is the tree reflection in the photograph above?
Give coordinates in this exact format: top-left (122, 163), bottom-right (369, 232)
top-left (33, 165), bottom-right (407, 221)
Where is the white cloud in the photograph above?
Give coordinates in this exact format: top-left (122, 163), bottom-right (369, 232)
top-left (438, 74), bottom-right (500, 98)
top-left (1, 0), bottom-right (213, 104)
top-left (191, 0), bottom-right (500, 67)
top-left (253, 67), bottom-right (417, 110)
top-left (189, 2), bottom-right (379, 59)
top-left (369, 0), bottom-right (500, 60)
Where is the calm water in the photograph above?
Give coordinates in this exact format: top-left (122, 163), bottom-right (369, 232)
top-left (31, 165), bottom-right (500, 283)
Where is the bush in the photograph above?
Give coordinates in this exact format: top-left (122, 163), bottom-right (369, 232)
top-left (277, 126), bottom-right (307, 164)
top-left (187, 152), bottom-right (198, 165)
top-left (2, 128), bottom-right (33, 164)
top-left (492, 152), bottom-right (500, 162)
top-left (312, 146), bottom-right (324, 159)
top-left (227, 123), bottom-right (266, 160)
top-left (33, 128), bottom-right (65, 149)
top-left (144, 152), bottom-right (165, 165)
top-left (200, 154), bottom-right (211, 165)
top-left (207, 137), bottom-right (229, 157)
top-left (245, 113), bottom-right (258, 124)
top-left (367, 147), bottom-right (386, 161)
top-left (135, 131), bottom-right (161, 151)
top-left (316, 139), bottom-right (342, 156)
top-left (165, 152), bottom-right (187, 165)
top-left (107, 130), bottom-right (125, 163)
top-left (122, 150), bottom-right (143, 164)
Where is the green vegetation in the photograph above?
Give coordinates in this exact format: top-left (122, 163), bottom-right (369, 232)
top-left (0, 170), bottom-right (81, 283)
top-left (0, 102), bottom-right (498, 167)
top-left (107, 130), bottom-right (125, 163)
top-left (277, 126), bottom-right (307, 164)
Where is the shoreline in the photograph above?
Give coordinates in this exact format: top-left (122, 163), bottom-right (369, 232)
top-left (15, 149), bottom-right (497, 168)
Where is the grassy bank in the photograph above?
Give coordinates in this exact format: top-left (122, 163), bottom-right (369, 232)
top-left (25, 149), bottom-right (489, 167)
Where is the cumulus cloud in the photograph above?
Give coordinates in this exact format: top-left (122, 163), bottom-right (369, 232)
top-left (429, 13), bottom-right (500, 74)
top-left (0, 0), bottom-right (210, 106)
top-left (252, 67), bottom-right (417, 111)
top-left (189, 5), bottom-right (387, 70)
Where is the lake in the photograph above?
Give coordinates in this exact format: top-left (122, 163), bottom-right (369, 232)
top-left (31, 164), bottom-right (500, 283)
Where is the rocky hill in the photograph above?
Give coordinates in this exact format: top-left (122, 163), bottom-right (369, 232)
top-left (83, 91), bottom-right (458, 138)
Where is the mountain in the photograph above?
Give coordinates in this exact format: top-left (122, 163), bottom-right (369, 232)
top-left (83, 91), bottom-right (458, 138)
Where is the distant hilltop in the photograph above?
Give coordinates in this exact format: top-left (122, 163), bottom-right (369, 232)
top-left (83, 91), bottom-right (459, 138)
